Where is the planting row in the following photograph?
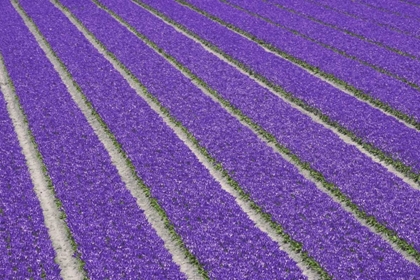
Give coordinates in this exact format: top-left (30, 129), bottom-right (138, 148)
top-left (227, 0), bottom-right (420, 88)
top-left (358, 0), bottom-right (420, 20)
top-left (1, 1), bottom-right (184, 278)
top-left (312, 0), bottom-right (420, 37)
top-left (403, 0), bottom-right (420, 7)
top-left (184, 0), bottom-right (420, 128)
top-left (268, 0), bottom-right (420, 59)
top-left (57, 0), bottom-right (420, 277)
top-left (20, 0), bottom-right (306, 278)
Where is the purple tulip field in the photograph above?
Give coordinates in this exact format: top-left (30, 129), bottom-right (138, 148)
top-left (2, 0), bottom-right (420, 279)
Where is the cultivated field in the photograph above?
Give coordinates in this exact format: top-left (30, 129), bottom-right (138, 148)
top-left (2, 0), bottom-right (420, 279)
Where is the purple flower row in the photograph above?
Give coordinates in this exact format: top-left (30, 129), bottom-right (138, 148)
top-left (358, 0), bottom-right (420, 20)
top-left (269, 0), bottom-right (420, 59)
top-left (0, 89), bottom-right (60, 278)
top-left (2, 1), bottom-right (183, 279)
top-left (227, 0), bottom-right (420, 88)
top-left (187, 0), bottom-right (420, 128)
top-left (313, 0), bottom-right (420, 37)
top-left (403, 0), bottom-right (420, 6)
top-left (110, 0), bottom-right (420, 255)
top-left (144, 0), bottom-right (420, 175)
top-left (25, 0), bottom-right (306, 278)
top-left (67, 0), bottom-right (420, 277)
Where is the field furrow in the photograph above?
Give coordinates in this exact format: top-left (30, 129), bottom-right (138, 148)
top-left (57, 0), bottom-right (420, 278)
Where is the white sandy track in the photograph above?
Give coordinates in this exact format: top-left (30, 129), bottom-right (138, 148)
top-left (0, 52), bottom-right (83, 279)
